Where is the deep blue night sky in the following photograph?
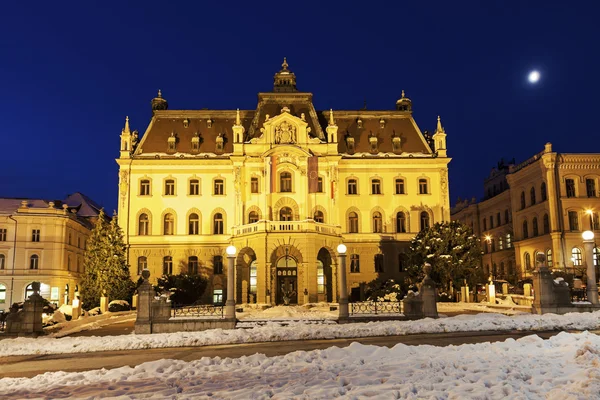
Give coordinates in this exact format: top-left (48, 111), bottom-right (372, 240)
top-left (1, 1), bottom-right (598, 212)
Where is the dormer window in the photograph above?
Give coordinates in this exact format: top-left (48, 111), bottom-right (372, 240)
top-left (369, 135), bottom-right (378, 153)
top-left (167, 133), bottom-right (176, 152)
top-left (379, 118), bottom-right (386, 129)
top-left (191, 133), bottom-right (200, 152)
top-left (346, 135), bottom-right (355, 154)
top-left (215, 133), bottom-right (224, 153)
top-left (207, 118), bottom-right (212, 128)
top-left (392, 136), bottom-right (402, 153)
top-left (357, 118), bottom-right (363, 129)
top-left (183, 118), bottom-right (189, 128)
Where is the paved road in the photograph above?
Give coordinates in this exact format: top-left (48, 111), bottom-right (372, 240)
top-left (1, 330), bottom-right (572, 378)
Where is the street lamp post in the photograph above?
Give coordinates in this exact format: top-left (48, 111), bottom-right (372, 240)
top-left (582, 231), bottom-right (599, 305)
top-left (337, 244), bottom-right (349, 319)
top-left (225, 245), bottom-right (237, 319)
top-left (485, 235), bottom-right (493, 281)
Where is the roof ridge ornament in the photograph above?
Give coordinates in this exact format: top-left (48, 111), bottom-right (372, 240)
top-left (328, 109), bottom-right (336, 127)
top-left (436, 115), bottom-right (445, 133)
top-left (123, 116), bottom-right (130, 134)
top-left (236, 108), bottom-right (241, 125)
top-left (282, 57), bottom-right (289, 71)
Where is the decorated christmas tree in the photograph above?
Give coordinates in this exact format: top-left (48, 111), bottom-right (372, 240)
top-left (80, 210), bottom-right (135, 309)
top-left (406, 221), bottom-right (483, 290)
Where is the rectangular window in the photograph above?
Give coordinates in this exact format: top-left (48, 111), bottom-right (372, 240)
top-left (140, 180), bottom-right (151, 196)
top-left (189, 179), bottom-right (200, 195)
top-left (374, 254), bottom-right (384, 273)
top-left (419, 179), bottom-right (428, 194)
top-left (395, 179), bottom-right (405, 194)
top-left (32, 229), bottom-right (40, 242)
top-left (566, 179), bottom-right (576, 198)
top-left (213, 289), bottom-right (223, 304)
top-left (489, 216), bottom-right (494, 229)
top-left (505, 209), bottom-right (510, 224)
top-left (497, 213), bottom-right (501, 227)
top-left (250, 263), bottom-right (257, 294)
top-left (483, 219), bottom-right (487, 231)
top-left (586, 179), bottom-right (596, 198)
top-left (348, 179), bottom-right (357, 195)
top-left (280, 173), bottom-right (292, 192)
top-left (371, 179), bottom-right (381, 195)
top-left (164, 180), bottom-right (175, 196)
top-left (317, 264), bottom-right (325, 294)
top-left (50, 287), bottom-right (59, 301)
top-left (214, 179), bottom-right (224, 195)
top-left (569, 211), bottom-right (579, 231)
top-left (250, 177), bottom-right (259, 194)
top-left (0, 228), bottom-right (6, 242)
top-left (350, 254), bottom-right (360, 273)
top-left (317, 177), bottom-right (324, 193)
top-left (593, 213), bottom-right (600, 231)
top-left (213, 255), bottom-right (223, 274)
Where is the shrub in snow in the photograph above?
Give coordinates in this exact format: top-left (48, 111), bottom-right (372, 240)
top-left (48, 310), bottom-right (67, 325)
top-left (88, 307), bottom-right (102, 316)
top-left (108, 300), bottom-right (131, 312)
top-left (437, 292), bottom-right (455, 302)
top-left (155, 274), bottom-right (209, 305)
top-left (364, 277), bottom-right (411, 301)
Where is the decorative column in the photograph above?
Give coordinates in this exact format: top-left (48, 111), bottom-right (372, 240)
top-left (337, 244), bottom-right (349, 319)
top-left (225, 246), bottom-right (237, 318)
top-left (583, 231), bottom-right (599, 305)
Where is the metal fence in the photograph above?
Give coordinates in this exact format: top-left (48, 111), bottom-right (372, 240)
top-left (350, 301), bottom-right (402, 315)
top-left (171, 304), bottom-right (224, 318)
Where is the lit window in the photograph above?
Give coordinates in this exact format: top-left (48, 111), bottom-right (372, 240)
top-left (546, 249), bottom-right (553, 268)
top-left (0, 283), bottom-right (6, 304)
top-left (140, 180), bottom-right (151, 196)
top-left (506, 233), bottom-right (512, 248)
top-left (317, 260), bottom-right (325, 294)
top-left (572, 248), bottom-right (582, 266)
top-left (213, 289), bottom-right (223, 304)
top-left (189, 179), bottom-right (200, 196)
top-left (250, 261), bottom-right (257, 294)
top-left (594, 247), bottom-right (600, 267)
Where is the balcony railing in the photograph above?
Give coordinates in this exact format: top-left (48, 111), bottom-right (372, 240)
top-left (233, 220), bottom-right (342, 236)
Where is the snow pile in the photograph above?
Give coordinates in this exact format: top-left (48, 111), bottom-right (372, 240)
top-left (44, 311), bottom-right (136, 338)
top-left (3, 311), bottom-right (600, 356)
top-left (2, 332), bottom-right (600, 399)
top-left (237, 304), bottom-right (337, 320)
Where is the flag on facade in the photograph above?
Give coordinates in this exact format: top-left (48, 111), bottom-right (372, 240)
top-left (308, 156), bottom-right (319, 193)
top-left (270, 156), bottom-right (277, 193)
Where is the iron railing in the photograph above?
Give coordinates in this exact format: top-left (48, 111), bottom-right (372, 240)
top-left (350, 301), bottom-right (402, 315)
top-left (171, 304), bottom-right (224, 318)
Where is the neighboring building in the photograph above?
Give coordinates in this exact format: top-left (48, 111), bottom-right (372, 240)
top-left (117, 59), bottom-right (451, 305)
top-left (452, 143), bottom-right (600, 283)
top-left (0, 193), bottom-right (102, 310)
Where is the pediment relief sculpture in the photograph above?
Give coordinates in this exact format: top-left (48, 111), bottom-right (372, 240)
top-left (275, 121), bottom-right (297, 144)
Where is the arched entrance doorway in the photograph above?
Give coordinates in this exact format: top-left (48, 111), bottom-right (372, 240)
top-left (317, 248), bottom-right (333, 302)
top-left (276, 254), bottom-right (298, 304)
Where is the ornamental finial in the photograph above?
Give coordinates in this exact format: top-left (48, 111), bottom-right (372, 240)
top-left (236, 108), bottom-right (241, 125)
top-left (329, 109), bottom-right (335, 126)
top-left (436, 115), bottom-right (445, 133)
top-left (123, 116), bottom-right (130, 134)
top-left (282, 57), bottom-right (288, 70)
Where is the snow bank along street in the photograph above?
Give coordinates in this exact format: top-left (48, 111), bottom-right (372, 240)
top-left (2, 331), bottom-right (599, 399)
top-left (2, 310), bottom-right (600, 357)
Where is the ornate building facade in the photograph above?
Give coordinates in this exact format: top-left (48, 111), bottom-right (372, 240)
top-left (117, 60), bottom-right (451, 305)
top-left (452, 143), bottom-right (600, 283)
top-left (0, 193), bottom-right (101, 310)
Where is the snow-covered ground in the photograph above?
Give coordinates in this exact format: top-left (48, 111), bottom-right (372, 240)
top-left (2, 331), bottom-right (600, 399)
top-left (437, 302), bottom-right (531, 315)
top-left (43, 311), bottom-right (136, 338)
top-left (2, 311), bottom-right (600, 357)
top-left (237, 304), bottom-right (338, 320)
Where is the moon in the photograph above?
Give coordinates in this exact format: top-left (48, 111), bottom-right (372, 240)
top-left (528, 70), bottom-right (540, 84)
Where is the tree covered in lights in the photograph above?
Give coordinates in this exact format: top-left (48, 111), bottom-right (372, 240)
top-left (405, 221), bottom-right (484, 290)
top-left (80, 210), bottom-right (135, 309)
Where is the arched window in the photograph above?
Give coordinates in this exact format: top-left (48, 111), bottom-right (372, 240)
top-left (280, 172), bottom-right (292, 192)
top-left (396, 212), bottom-right (407, 233)
top-left (138, 213), bottom-right (149, 236)
top-left (213, 213), bottom-right (224, 234)
top-left (373, 212), bottom-right (383, 233)
top-left (532, 217), bottom-right (539, 236)
top-left (520, 191), bottom-right (526, 209)
top-left (546, 249), bottom-right (553, 268)
top-left (524, 252), bottom-right (531, 270)
top-left (530, 187), bottom-right (536, 205)
top-left (188, 256), bottom-right (198, 275)
top-left (420, 211), bottom-right (430, 231)
top-left (348, 212), bottom-right (358, 233)
top-left (163, 256), bottom-right (173, 275)
top-left (0, 254), bottom-right (5, 270)
top-left (543, 214), bottom-right (550, 234)
top-left (350, 254), bottom-right (360, 273)
top-left (572, 248), bottom-right (582, 266)
top-left (163, 213), bottom-right (175, 235)
top-left (248, 211), bottom-right (259, 224)
top-left (317, 260), bottom-right (325, 294)
top-left (188, 213), bottom-right (199, 235)
top-left (30, 254), bottom-right (39, 270)
top-left (541, 182), bottom-right (547, 201)
top-left (522, 220), bottom-right (529, 239)
top-left (314, 210), bottom-right (324, 223)
top-left (280, 207), bottom-right (293, 221)
top-left (137, 256), bottom-right (147, 275)
top-left (250, 261), bottom-right (257, 294)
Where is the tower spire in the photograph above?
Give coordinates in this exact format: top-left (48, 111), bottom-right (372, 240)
top-left (273, 57), bottom-right (297, 92)
top-left (436, 115), bottom-right (445, 133)
top-left (328, 109), bottom-right (336, 126)
top-left (236, 108), bottom-right (241, 126)
top-left (123, 116), bottom-right (130, 134)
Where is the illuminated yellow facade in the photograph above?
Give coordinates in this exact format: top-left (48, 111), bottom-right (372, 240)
top-left (117, 60), bottom-right (451, 304)
top-left (453, 143), bottom-right (600, 282)
top-left (0, 194), bottom-right (100, 310)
